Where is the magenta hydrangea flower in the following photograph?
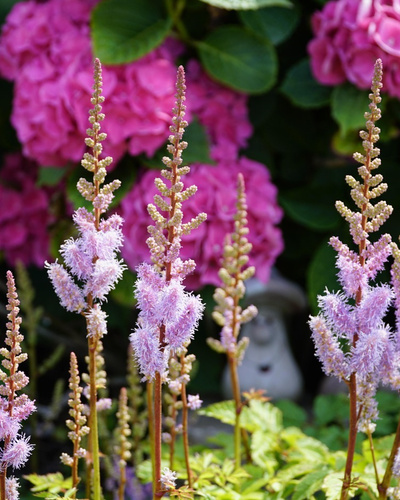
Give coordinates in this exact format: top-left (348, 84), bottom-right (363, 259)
top-left (308, 0), bottom-right (400, 98)
top-left (0, 153), bottom-right (54, 267)
top-left (185, 60), bottom-right (252, 161)
top-left (121, 157), bottom-right (283, 290)
top-left (0, 0), bottom-right (181, 167)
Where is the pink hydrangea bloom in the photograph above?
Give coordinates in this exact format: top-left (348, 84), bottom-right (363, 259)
top-left (0, 153), bottom-right (54, 266)
top-left (308, 0), bottom-right (400, 98)
top-left (121, 158), bottom-right (283, 290)
top-left (0, 0), bottom-right (180, 167)
top-left (185, 60), bottom-right (252, 161)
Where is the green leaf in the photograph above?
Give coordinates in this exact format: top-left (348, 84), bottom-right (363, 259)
top-left (307, 240), bottom-right (340, 315)
top-left (199, 400), bottom-right (236, 425)
top-left (196, 26), bottom-right (277, 94)
top-left (292, 468), bottom-right (329, 500)
top-left (91, 0), bottom-right (172, 65)
top-left (24, 473), bottom-right (72, 495)
top-left (331, 83), bottom-right (369, 135)
top-left (313, 394), bottom-right (349, 427)
top-left (239, 5), bottom-right (299, 45)
top-left (37, 167), bottom-right (66, 187)
top-left (281, 59), bottom-right (332, 108)
top-left (279, 189), bottom-right (340, 231)
top-left (184, 118), bottom-right (215, 164)
top-left (199, 0), bottom-right (292, 9)
top-left (240, 400), bottom-right (283, 433)
top-left (274, 399), bottom-right (307, 428)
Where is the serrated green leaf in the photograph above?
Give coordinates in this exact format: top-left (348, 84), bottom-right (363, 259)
top-left (196, 26), bottom-right (277, 94)
top-left (241, 400), bottom-right (283, 433)
top-left (292, 468), bottom-right (329, 500)
top-left (281, 59), bottom-right (332, 108)
top-left (199, 400), bottom-right (236, 425)
top-left (199, 0), bottom-right (292, 8)
top-left (239, 5), bottom-right (299, 45)
top-left (37, 167), bottom-right (66, 187)
top-left (91, 0), bottom-right (172, 65)
top-left (331, 83), bottom-right (370, 135)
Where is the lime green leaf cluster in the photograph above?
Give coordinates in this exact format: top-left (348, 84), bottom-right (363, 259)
top-left (24, 473), bottom-right (73, 497)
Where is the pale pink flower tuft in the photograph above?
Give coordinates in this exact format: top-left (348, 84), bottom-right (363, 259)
top-left (5, 477), bottom-right (19, 500)
top-left (85, 306), bottom-right (108, 338)
top-left (45, 261), bottom-right (87, 313)
top-left (160, 467), bottom-right (177, 490)
top-left (2, 434), bottom-right (33, 469)
top-left (0, 411), bottom-right (20, 441)
top-left (187, 394), bottom-right (202, 410)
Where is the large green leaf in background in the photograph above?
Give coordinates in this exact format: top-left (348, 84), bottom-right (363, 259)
top-left (239, 5), bottom-right (300, 45)
top-left (91, 0), bottom-right (171, 64)
top-left (307, 240), bottom-right (339, 314)
top-left (279, 189), bottom-right (340, 231)
top-left (196, 26), bottom-right (277, 93)
top-left (281, 59), bottom-right (332, 108)
top-left (331, 83), bottom-right (370, 135)
top-left (199, 0), bottom-right (292, 9)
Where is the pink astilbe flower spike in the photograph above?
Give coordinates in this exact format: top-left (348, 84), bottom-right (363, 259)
top-left (46, 58), bottom-right (125, 335)
top-left (309, 60), bottom-right (400, 444)
top-left (130, 66), bottom-right (206, 381)
top-left (0, 272), bottom-right (35, 495)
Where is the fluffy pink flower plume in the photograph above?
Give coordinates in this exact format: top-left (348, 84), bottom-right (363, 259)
top-left (308, 0), bottom-right (400, 98)
top-left (0, 0), bottom-right (181, 167)
top-left (309, 60), bottom-right (400, 432)
top-left (122, 157), bottom-right (283, 290)
top-left (130, 66), bottom-right (206, 380)
top-left (0, 272), bottom-right (35, 493)
top-left (46, 59), bottom-right (125, 332)
top-left (0, 153), bottom-right (54, 266)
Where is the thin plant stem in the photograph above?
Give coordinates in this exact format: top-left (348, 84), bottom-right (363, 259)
top-left (88, 335), bottom-right (101, 500)
top-left (154, 371), bottom-right (163, 499)
top-left (228, 354), bottom-right (242, 469)
top-left (367, 428), bottom-right (380, 488)
top-left (147, 381), bottom-right (156, 489)
top-left (118, 467), bottom-right (126, 500)
top-left (341, 373), bottom-right (358, 500)
top-left (180, 356), bottom-right (192, 488)
top-left (0, 472), bottom-right (5, 500)
top-left (378, 416), bottom-right (400, 498)
top-left (169, 392), bottom-right (177, 470)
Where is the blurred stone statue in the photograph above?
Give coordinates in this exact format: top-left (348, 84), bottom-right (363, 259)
top-left (222, 270), bottom-right (307, 401)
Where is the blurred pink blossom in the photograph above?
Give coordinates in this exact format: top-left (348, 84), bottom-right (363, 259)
top-left (0, 153), bottom-right (54, 266)
top-left (308, 0), bottom-right (400, 98)
top-left (121, 158), bottom-right (283, 290)
top-left (0, 0), bottom-right (180, 167)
